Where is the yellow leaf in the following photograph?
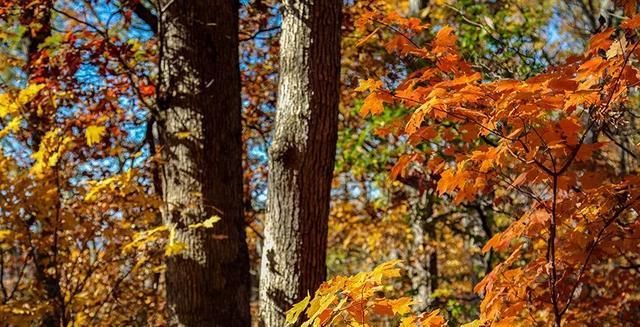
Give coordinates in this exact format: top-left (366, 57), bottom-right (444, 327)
top-left (85, 125), bottom-right (106, 146)
top-left (189, 215), bottom-right (221, 229)
top-left (0, 84), bottom-right (44, 118)
top-left (17, 84), bottom-right (45, 104)
top-left (0, 116), bottom-right (22, 138)
top-left (286, 293), bottom-right (310, 325)
top-left (305, 292), bottom-right (337, 325)
top-left (165, 242), bottom-right (187, 256)
top-left (370, 260), bottom-right (402, 284)
top-left (355, 78), bottom-right (382, 92)
top-left (175, 131), bottom-right (192, 139)
top-left (165, 226), bottom-right (187, 256)
top-left (389, 297), bottom-right (413, 316)
top-left (0, 230), bottom-right (11, 240)
top-left (461, 319), bottom-right (485, 327)
top-left (123, 225), bottom-right (168, 253)
top-left (400, 316), bottom-right (418, 327)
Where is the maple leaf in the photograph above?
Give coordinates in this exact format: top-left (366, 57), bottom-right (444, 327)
top-left (85, 125), bottom-right (106, 146)
top-left (422, 309), bottom-right (446, 327)
top-left (390, 154), bottom-right (412, 180)
top-left (355, 78), bottom-right (383, 92)
top-left (0, 84), bottom-right (44, 118)
top-left (359, 92), bottom-right (385, 116)
top-left (0, 116), bottom-right (22, 138)
top-left (165, 226), bottom-right (187, 256)
top-left (588, 28), bottom-right (614, 52)
top-left (434, 26), bottom-right (456, 47)
top-left (388, 297), bottom-right (413, 316)
top-left (285, 293), bottom-right (310, 325)
top-left (621, 15), bottom-right (640, 29)
top-left (139, 83), bottom-right (155, 96)
top-left (188, 216), bottom-right (221, 229)
top-left (461, 319), bottom-right (485, 327)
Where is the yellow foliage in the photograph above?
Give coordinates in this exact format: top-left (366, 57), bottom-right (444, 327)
top-left (85, 125), bottom-right (106, 146)
top-left (0, 116), bottom-right (22, 138)
top-left (286, 260), bottom-right (446, 326)
top-left (30, 128), bottom-right (74, 176)
top-left (188, 215), bottom-right (221, 229)
top-left (0, 84), bottom-right (44, 118)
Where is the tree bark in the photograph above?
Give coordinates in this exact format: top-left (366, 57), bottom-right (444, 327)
top-left (409, 0), bottom-right (428, 16)
top-left (409, 191), bottom-right (438, 313)
top-left (258, 1), bottom-right (342, 326)
top-left (158, 1), bottom-right (250, 326)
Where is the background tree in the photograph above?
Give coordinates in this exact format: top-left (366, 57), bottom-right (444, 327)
top-left (258, 0), bottom-right (342, 326)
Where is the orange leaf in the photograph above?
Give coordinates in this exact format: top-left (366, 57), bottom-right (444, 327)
top-left (622, 15), bottom-right (640, 29)
top-left (359, 92), bottom-right (385, 116)
top-left (372, 301), bottom-right (394, 316)
top-left (390, 154), bottom-right (412, 180)
top-left (433, 26), bottom-right (456, 48)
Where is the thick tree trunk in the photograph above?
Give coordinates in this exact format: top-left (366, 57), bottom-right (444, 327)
top-left (258, 1), bottom-right (342, 326)
top-left (158, 1), bottom-right (250, 326)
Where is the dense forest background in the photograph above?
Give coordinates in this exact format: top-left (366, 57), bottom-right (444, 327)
top-left (1, 0), bottom-right (640, 326)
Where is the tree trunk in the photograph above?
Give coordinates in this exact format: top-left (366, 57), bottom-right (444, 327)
top-left (409, 0), bottom-right (428, 16)
top-left (22, 5), bottom-right (66, 326)
top-left (158, 1), bottom-right (250, 326)
top-left (408, 191), bottom-right (438, 312)
top-left (258, 1), bottom-right (342, 326)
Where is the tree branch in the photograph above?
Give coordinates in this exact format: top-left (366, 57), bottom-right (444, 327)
top-left (132, 1), bottom-right (158, 34)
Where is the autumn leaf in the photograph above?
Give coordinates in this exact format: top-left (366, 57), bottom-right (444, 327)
top-left (165, 226), bottom-right (187, 256)
top-left (359, 92), bottom-right (385, 116)
top-left (433, 26), bottom-right (456, 48)
top-left (388, 297), bottom-right (413, 316)
top-left (139, 83), bottom-right (155, 96)
top-left (422, 309), bottom-right (446, 326)
top-left (0, 116), bottom-right (22, 138)
top-left (390, 154), bottom-right (412, 180)
top-left (285, 293), bottom-right (310, 325)
top-left (175, 131), bottom-right (192, 139)
top-left (0, 84), bottom-right (45, 118)
top-left (189, 216), bottom-right (221, 229)
top-left (0, 230), bottom-right (11, 240)
top-left (85, 125), bottom-right (106, 146)
top-left (355, 78), bottom-right (382, 92)
top-left (621, 15), bottom-right (640, 29)
top-left (461, 319), bottom-right (485, 327)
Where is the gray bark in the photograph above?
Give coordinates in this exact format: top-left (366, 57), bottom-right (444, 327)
top-left (158, 1), bottom-right (250, 326)
top-left (258, 1), bottom-right (342, 326)
top-left (409, 0), bottom-right (428, 16)
top-left (408, 191), bottom-right (438, 313)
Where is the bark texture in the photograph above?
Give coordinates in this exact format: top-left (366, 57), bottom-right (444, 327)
top-left (258, 1), bottom-right (342, 326)
top-left (409, 192), bottom-right (438, 313)
top-left (158, 1), bottom-right (250, 326)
